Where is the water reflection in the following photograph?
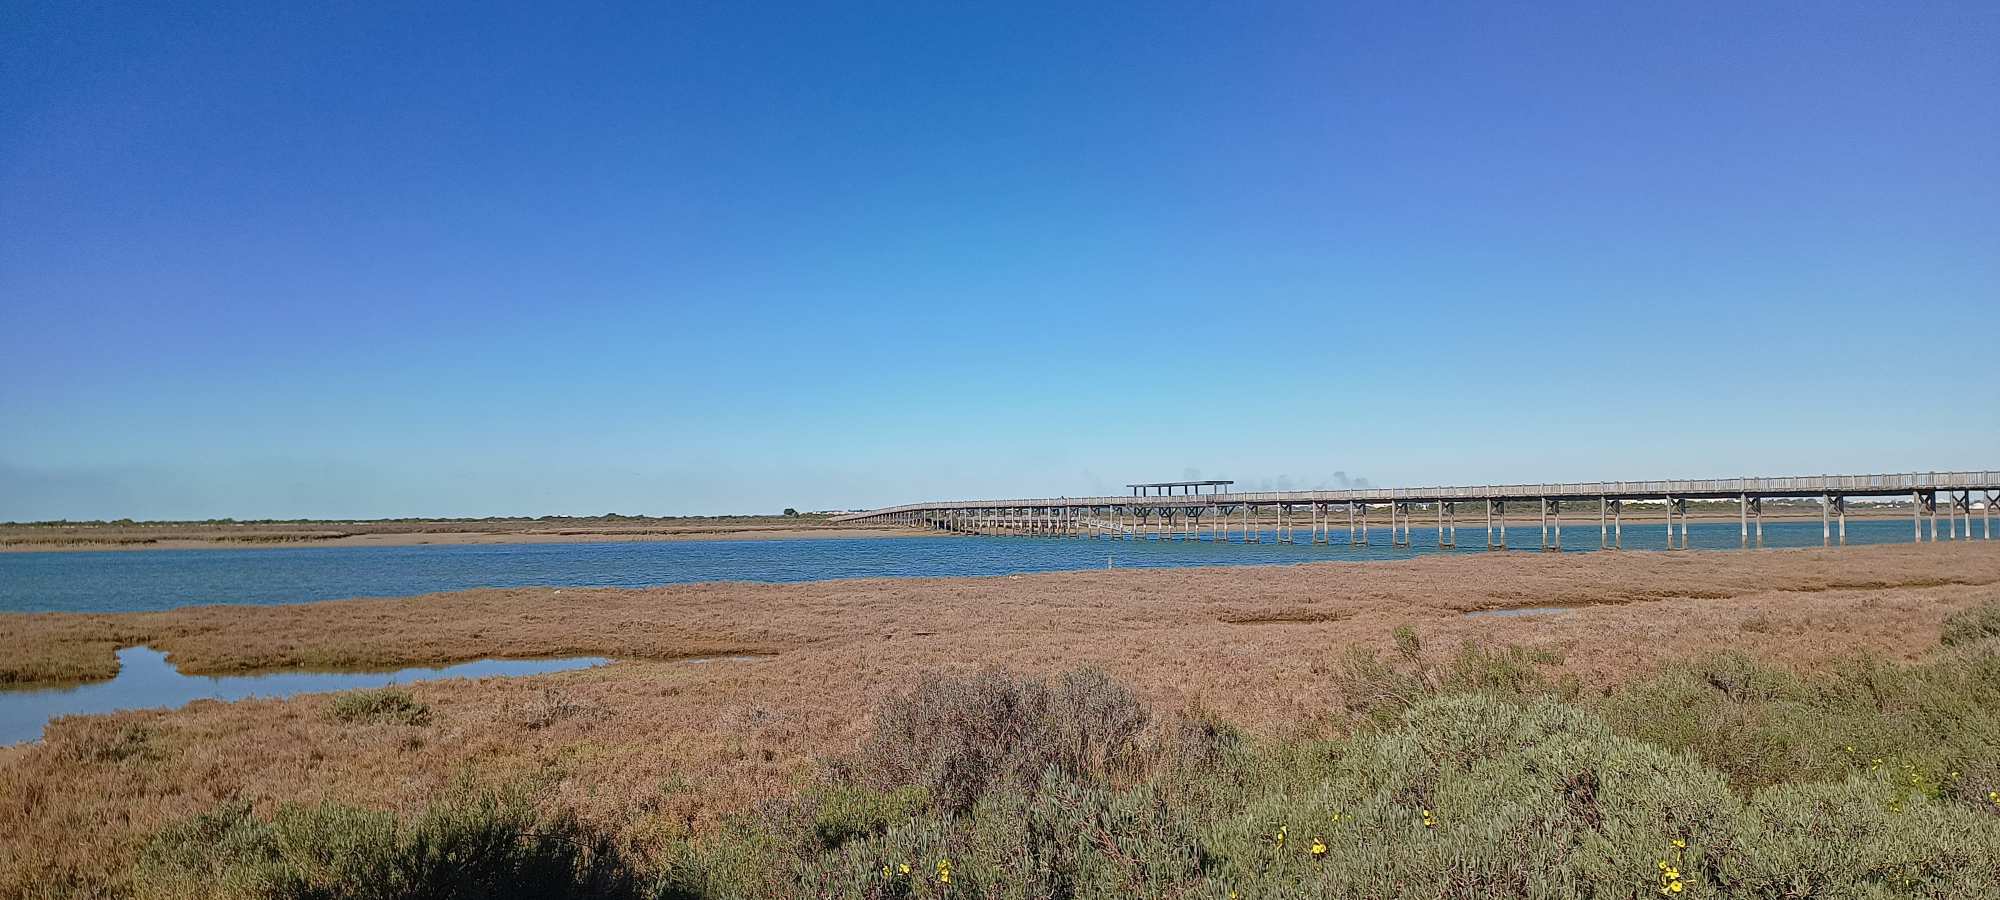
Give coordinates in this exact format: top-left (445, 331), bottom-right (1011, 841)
top-left (0, 646), bottom-right (607, 745)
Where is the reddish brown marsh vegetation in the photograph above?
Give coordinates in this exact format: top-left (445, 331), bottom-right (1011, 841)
top-left (2, 543), bottom-right (1997, 896)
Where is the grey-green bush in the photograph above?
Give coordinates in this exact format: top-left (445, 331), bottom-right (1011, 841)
top-left (326, 688), bottom-right (431, 726)
top-left (1721, 772), bottom-right (2000, 898)
top-left (1942, 600), bottom-right (2000, 647)
top-left (1207, 694), bottom-right (1743, 898)
top-left (850, 667), bottom-right (1148, 813)
top-left (1333, 631), bottom-right (1577, 727)
top-left (1598, 650), bottom-right (2000, 793)
top-left (131, 784), bottom-right (635, 900)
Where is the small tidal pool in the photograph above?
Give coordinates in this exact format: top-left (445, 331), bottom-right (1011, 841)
top-left (1463, 606), bottom-right (1582, 618)
top-left (0, 646), bottom-right (607, 745)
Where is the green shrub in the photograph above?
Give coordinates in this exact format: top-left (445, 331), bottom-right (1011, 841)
top-left (646, 814), bottom-right (795, 900)
top-left (1722, 772), bottom-right (2000, 898)
top-left (326, 688), bottom-right (432, 726)
top-left (1942, 600), bottom-right (2000, 647)
top-left (1208, 694), bottom-right (1743, 898)
top-left (131, 784), bottom-right (635, 900)
top-left (791, 775), bottom-right (1207, 899)
top-left (809, 783), bottom-right (927, 850)
top-left (806, 667), bottom-right (2000, 899)
top-left (1599, 650), bottom-right (2000, 793)
top-left (1333, 631), bottom-right (1577, 727)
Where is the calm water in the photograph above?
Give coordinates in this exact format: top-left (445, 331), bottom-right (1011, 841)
top-left (0, 646), bottom-right (606, 745)
top-left (0, 518), bottom-right (1967, 615)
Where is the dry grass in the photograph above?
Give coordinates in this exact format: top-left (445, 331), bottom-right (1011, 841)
top-left (2, 543), bottom-right (1998, 896)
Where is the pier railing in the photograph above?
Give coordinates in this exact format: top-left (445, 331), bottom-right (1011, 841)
top-left (840, 470), bottom-right (2000, 551)
top-left (835, 471), bottom-right (2000, 520)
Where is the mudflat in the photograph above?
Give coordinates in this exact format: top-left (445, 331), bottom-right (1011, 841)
top-left (3, 542), bottom-right (1997, 894)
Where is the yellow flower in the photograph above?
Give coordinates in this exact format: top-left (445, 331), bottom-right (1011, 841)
top-left (1657, 861), bottom-right (1669, 870)
top-left (1666, 868), bottom-right (1680, 880)
top-left (1670, 881), bottom-right (1684, 893)
top-left (898, 863), bottom-right (911, 875)
top-left (1671, 839), bottom-right (1686, 849)
top-left (1310, 839), bottom-right (1327, 856)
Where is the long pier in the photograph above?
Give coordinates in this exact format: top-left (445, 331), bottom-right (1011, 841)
top-left (832, 471), bottom-right (2000, 550)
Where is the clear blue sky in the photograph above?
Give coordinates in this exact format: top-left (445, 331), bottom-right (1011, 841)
top-left (3, 2), bottom-right (1995, 519)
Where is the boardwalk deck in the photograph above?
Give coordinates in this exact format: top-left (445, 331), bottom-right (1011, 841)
top-left (833, 471), bottom-right (2000, 549)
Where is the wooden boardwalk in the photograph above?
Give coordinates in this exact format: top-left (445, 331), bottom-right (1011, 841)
top-left (833, 470), bottom-right (2000, 550)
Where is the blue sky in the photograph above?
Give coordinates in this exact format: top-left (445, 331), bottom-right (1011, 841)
top-left (3, 2), bottom-right (1995, 519)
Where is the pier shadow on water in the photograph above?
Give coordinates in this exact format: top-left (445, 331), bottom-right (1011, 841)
top-left (0, 646), bottom-right (607, 745)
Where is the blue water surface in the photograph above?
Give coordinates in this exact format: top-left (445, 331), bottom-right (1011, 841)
top-left (0, 646), bottom-right (607, 745)
top-left (0, 517), bottom-right (1975, 615)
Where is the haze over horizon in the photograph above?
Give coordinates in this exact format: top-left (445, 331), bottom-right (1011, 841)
top-left (5, 2), bottom-right (1996, 521)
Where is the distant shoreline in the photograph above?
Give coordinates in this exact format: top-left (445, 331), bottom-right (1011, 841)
top-left (0, 523), bottom-right (931, 553)
top-left (0, 506), bottom-right (1970, 553)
